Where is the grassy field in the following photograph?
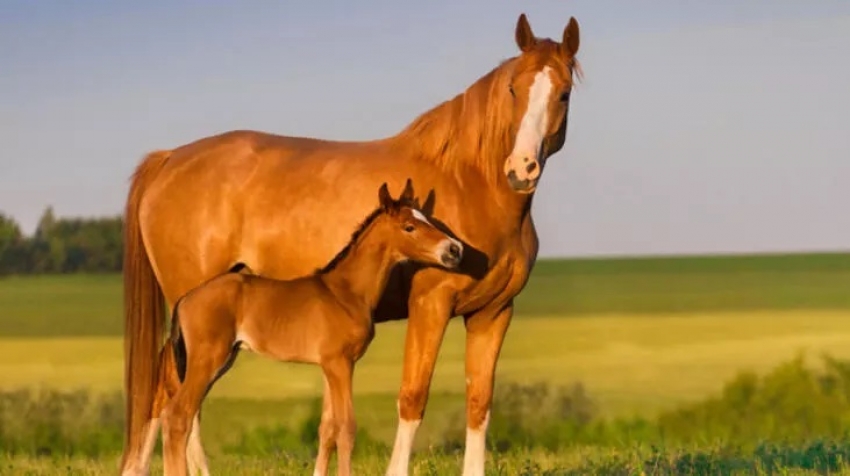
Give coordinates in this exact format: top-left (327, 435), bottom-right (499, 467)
top-left (2, 251), bottom-right (850, 474)
top-left (8, 446), bottom-right (850, 476)
top-left (5, 310), bottom-right (850, 450)
top-left (2, 251), bottom-right (848, 337)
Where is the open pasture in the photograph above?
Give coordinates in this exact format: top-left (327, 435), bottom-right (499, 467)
top-left (2, 252), bottom-right (850, 473)
top-left (2, 251), bottom-right (848, 337)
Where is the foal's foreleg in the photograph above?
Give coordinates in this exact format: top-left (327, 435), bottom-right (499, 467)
top-left (313, 376), bottom-right (337, 476)
top-left (325, 358), bottom-right (356, 476)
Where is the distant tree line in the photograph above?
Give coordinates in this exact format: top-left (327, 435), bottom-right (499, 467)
top-left (0, 207), bottom-right (123, 275)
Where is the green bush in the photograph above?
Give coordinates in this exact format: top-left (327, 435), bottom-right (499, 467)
top-left (440, 353), bottom-right (850, 452)
top-left (225, 397), bottom-right (387, 457)
top-left (5, 353), bottom-right (850, 462)
top-left (656, 354), bottom-right (850, 447)
top-left (0, 389), bottom-right (124, 456)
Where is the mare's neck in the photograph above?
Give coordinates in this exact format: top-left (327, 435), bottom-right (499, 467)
top-left (389, 57), bottom-right (532, 222)
top-left (320, 226), bottom-right (398, 316)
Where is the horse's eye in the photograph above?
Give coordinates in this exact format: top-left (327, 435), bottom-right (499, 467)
top-left (560, 91), bottom-right (570, 102)
top-left (404, 224), bottom-right (415, 233)
top-left (509, 85), bottom-right (516, 97)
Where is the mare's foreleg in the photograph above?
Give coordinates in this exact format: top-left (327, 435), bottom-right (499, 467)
top-left (385, 289), bottom-right (453, 476)
top-left (461, 302), bottom-right (514, 476)
top-left (313, 375), bottom-right (337, 476)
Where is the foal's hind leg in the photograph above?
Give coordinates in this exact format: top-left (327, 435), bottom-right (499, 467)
top-left (162, 348), bottom-right (231, 476)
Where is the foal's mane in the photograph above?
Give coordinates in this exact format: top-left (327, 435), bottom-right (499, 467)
top-left (314, 200), bottom-right (406, 275)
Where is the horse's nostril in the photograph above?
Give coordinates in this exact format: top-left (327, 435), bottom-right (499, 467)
top-left (449, 243), bottom-right (460, 257)
top-left (526, 161), bottom-right (538, 174)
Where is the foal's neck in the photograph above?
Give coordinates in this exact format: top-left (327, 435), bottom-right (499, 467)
top-left (320, 225), bottom-right (398, 316)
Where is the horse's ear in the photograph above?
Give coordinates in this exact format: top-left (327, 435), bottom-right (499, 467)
top-left (422, 190), bottom-right (436, 217)
top-left (378, 182), bottom-right (392, 209)
top-left (515, 13), bottom-right (536, 53)
top-left (561, 17), bottom-right (580, 58)
top-left (400, 178), bottom-right (415, 204)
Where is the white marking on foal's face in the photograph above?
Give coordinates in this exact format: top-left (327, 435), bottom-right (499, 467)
top-left (411, 208), bottom-right (430, 225)
top-left (504, 65), bottom-right (555, 192)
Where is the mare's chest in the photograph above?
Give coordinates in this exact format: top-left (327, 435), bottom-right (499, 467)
top-left (452, 215), bottom-right (539, 315)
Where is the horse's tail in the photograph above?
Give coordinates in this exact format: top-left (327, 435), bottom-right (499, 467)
top-left (150, 296), bottom-right (186, 423)
top-left (121, 150), bottom-right (171, 470)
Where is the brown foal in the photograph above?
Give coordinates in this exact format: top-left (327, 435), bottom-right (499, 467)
top-left (147, 181), bottom-right (463, 476)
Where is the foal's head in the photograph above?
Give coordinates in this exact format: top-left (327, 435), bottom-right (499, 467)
top-left (375, 180), bottom-right (463, 270)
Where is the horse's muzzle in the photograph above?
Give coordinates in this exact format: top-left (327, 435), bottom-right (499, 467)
top-left (506, 170), bottom-right (538, 194)
top-left (440, 241), bottom-right (463, 268)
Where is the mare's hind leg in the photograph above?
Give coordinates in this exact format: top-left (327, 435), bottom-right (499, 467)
top-left (313, 375), bottom-right (337, 476)
top-left (186, 412), bottom-right (210, 476)
top-left (135, 342), bottom-right (181, 475)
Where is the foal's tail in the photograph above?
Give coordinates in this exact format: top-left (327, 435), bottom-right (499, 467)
top-left (170, 297), bottom-right (188, 383)
top-left (151, 297), bottom-right (188, 419)
top-left (121, 150), bottom-right (171, 471)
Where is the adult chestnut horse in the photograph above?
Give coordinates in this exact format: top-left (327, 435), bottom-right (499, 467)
top-left (121, 13), bottom-right (581, 476)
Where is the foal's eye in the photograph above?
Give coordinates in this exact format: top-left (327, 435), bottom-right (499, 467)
top-left (404, 224), bottom-right (415, 233)
top-left (508, 85), bottom-right (516, 97)
top-left (560, 91), bottom-right (571, 102)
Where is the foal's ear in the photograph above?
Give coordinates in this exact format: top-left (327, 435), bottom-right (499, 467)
top-left (378, 182), bottom-right (393, 210)
top-left (515, 13), bottom-right (537, 53)
top-left (400, 178), bottom-right (415, 204)
top-left (561, 17), bottom-right (580, 58)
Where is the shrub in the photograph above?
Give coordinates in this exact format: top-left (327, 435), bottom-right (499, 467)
top-left (0, 389), bottom-right (123, 457)
top-left (5, 353), bottom-right (850, 461)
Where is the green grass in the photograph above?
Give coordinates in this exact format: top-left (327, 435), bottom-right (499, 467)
top-left (4, 310), bottom-right (850, 449)
top-left (6, 444), bottom-right (850, 475)
top-left (1, 252), bottom-right (848, 337)
top-left (0, 273), bottom-right (120, 337)
top-left (521, 251), bottom-right (850, 316)
top-left (3, 251), bottom-right (850, 474)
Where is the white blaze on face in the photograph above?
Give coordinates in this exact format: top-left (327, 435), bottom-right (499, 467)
top-left (411, 208), bottom-right (430, 225)
top-left (505, 65), bottom-right (554, 187)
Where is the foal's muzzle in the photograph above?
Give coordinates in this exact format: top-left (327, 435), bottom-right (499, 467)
top-left (440, 240), bottom-right (463, 268)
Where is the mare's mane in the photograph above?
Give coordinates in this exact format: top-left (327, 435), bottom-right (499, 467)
top-left (394, 58), bottom-right (517, 185)
top-left (393, 41), bottom-right (582, 184)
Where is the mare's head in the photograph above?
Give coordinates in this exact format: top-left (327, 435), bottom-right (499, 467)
top-left (375, 179), bottom-right (463, 269)
top-left (500, 13), bottom-right (582, 194)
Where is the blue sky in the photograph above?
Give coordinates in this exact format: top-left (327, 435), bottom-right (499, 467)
top-left (1, 0), bottom-right (848, 257)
